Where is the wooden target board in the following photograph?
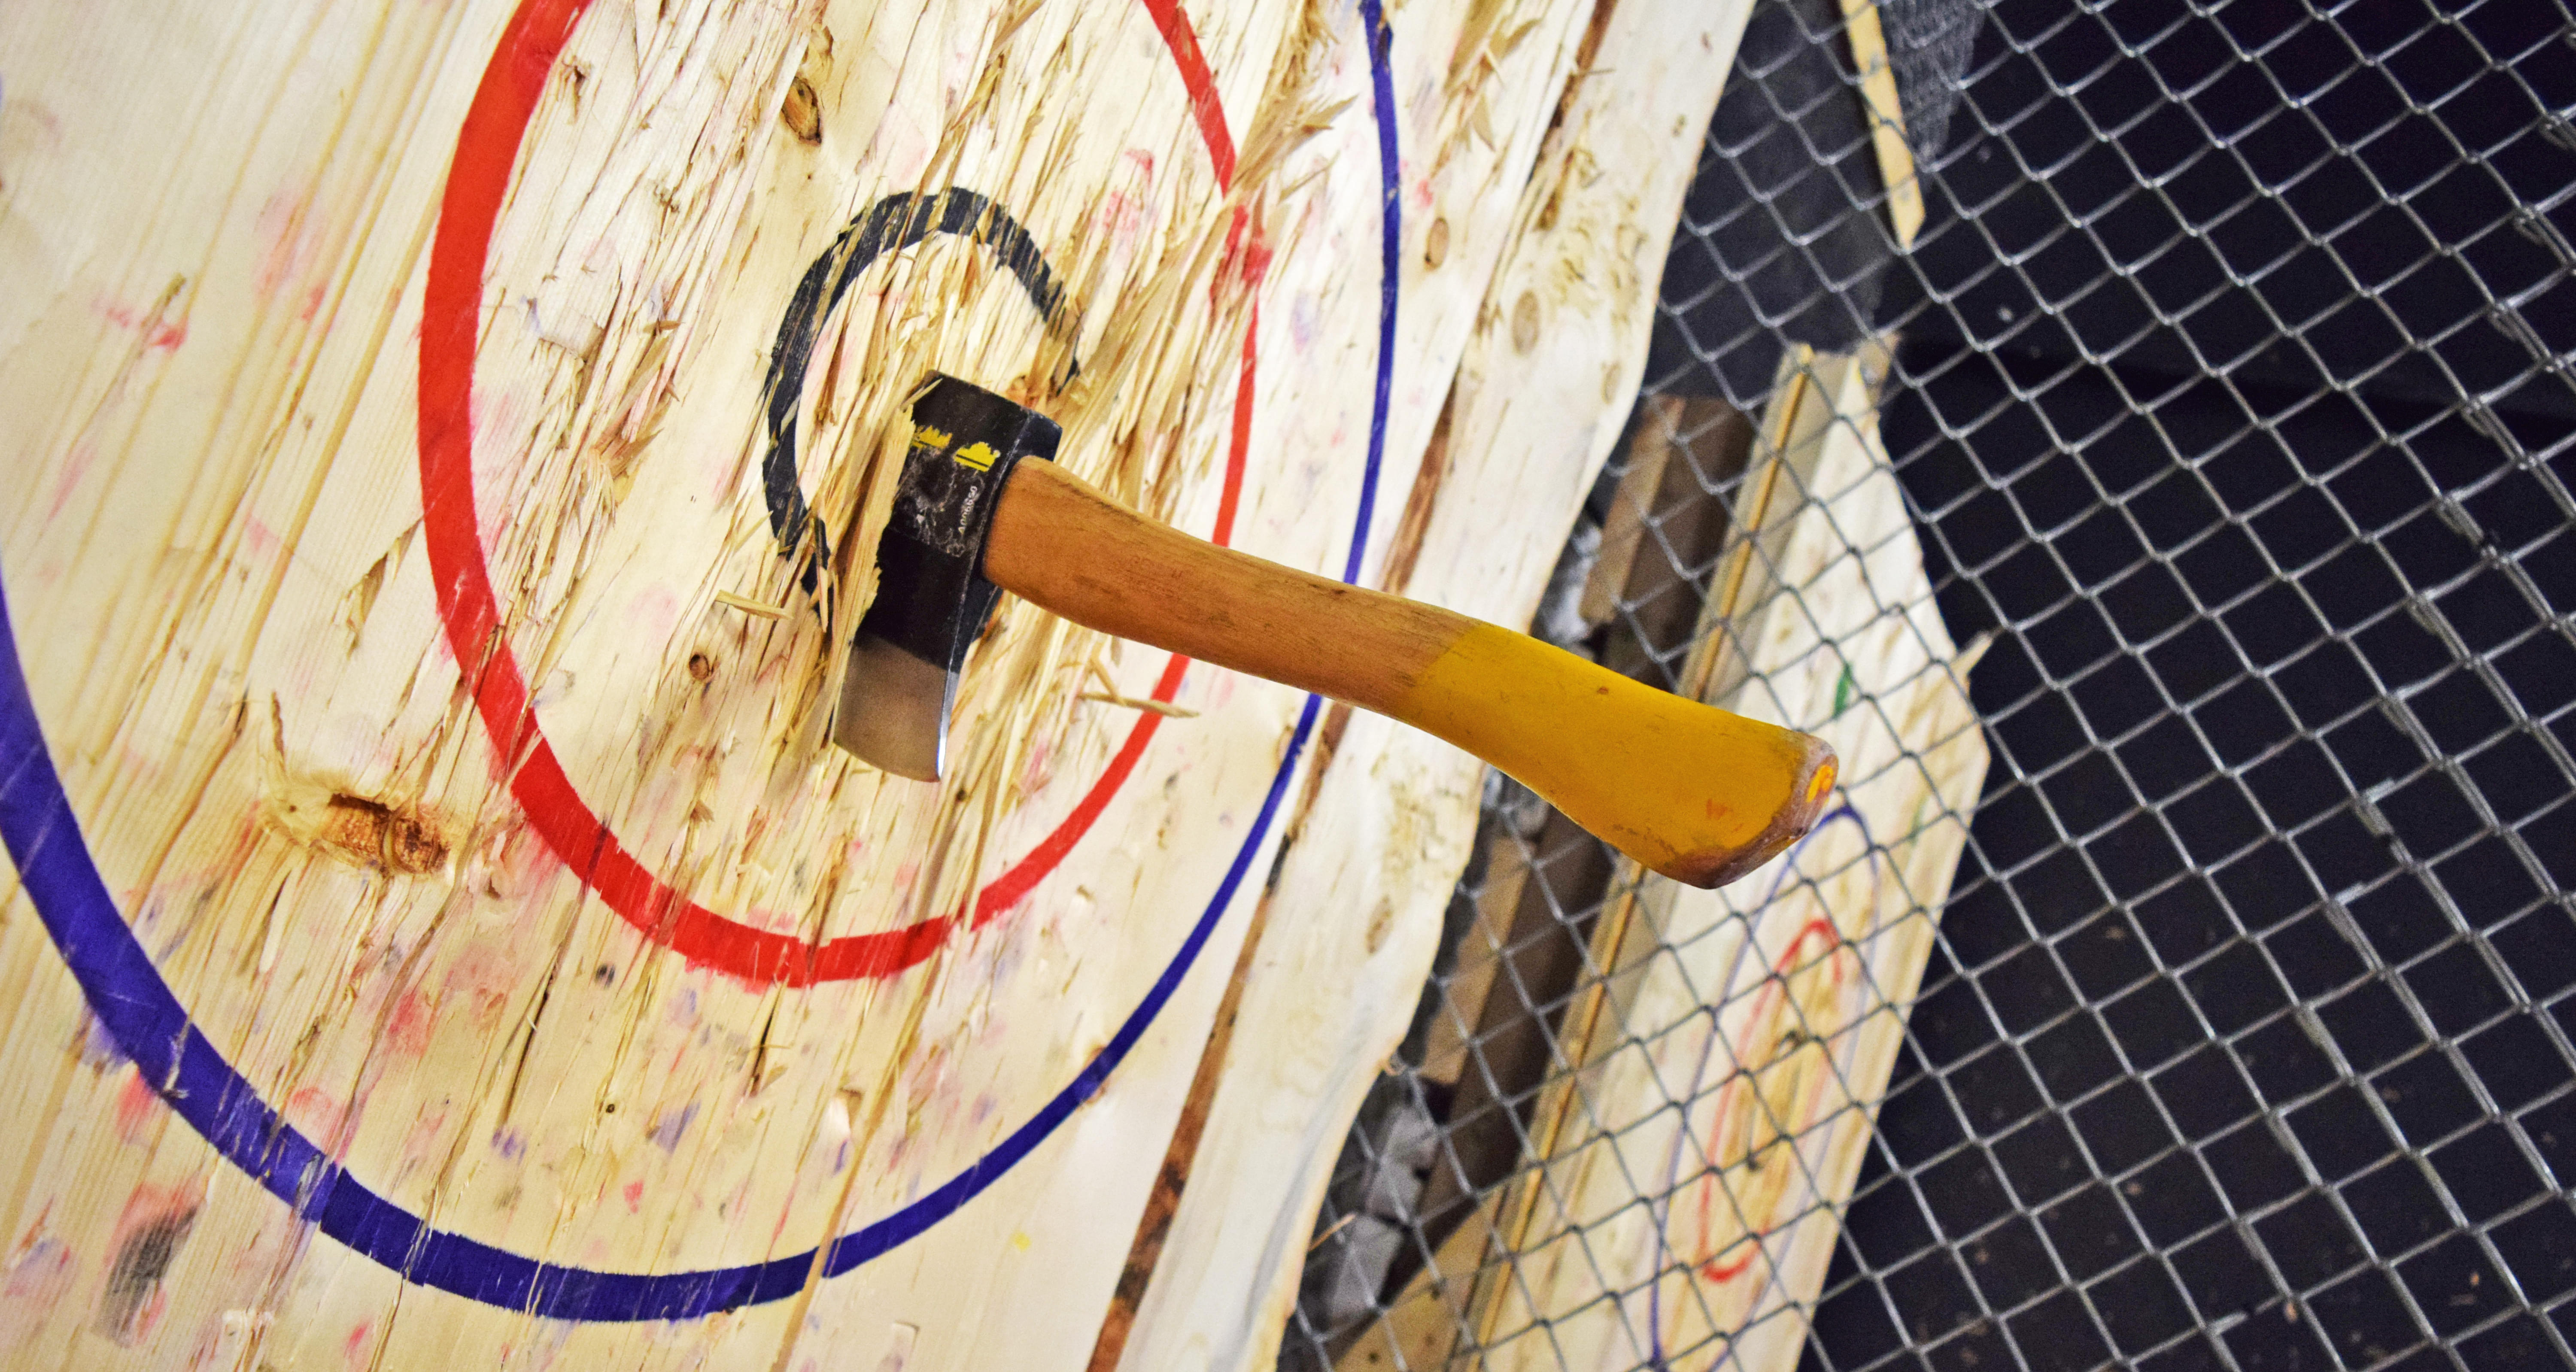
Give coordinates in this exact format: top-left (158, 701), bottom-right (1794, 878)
top-left (0, 0), bottom-right (1582, 1362)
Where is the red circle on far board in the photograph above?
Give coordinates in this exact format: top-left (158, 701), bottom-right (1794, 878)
top-left (1683, 916), bottom-right (1848, 1284)
top-left (416, 0), bottom-right (1258, 987)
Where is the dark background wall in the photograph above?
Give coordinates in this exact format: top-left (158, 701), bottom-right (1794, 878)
top-left (1770, 3), bottom-right (2576, 1368)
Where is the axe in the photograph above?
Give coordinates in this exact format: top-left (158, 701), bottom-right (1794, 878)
top-left (832, 373), bottom-right (1836, 889)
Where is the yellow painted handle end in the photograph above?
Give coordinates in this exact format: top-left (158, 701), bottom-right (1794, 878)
top-left (1395, 625), bottom-right (1837, 888)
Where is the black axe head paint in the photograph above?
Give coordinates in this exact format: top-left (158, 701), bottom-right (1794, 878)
top-left (831, 373), bottom-right (1060, 780)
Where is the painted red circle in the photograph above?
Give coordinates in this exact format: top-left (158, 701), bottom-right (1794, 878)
top-left (417, 0), bottom-right (1257, 987)
top-left (1683, 916), bottom-right (1848, 1284)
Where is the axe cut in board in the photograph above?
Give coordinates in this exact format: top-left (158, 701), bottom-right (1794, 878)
top-left (838, 374), bottom-right (1836, 889)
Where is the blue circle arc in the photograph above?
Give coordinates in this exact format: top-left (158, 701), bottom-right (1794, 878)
top-left (0, 4), bottom-right (1399, 1323)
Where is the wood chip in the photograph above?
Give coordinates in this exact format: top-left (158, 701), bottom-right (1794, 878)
top-left (1078, 691), bottom-right (1197, 718)
top-left (714, 589), bottom-right (790, 619)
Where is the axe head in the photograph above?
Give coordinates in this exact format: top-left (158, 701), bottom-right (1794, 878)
top-left (831, 373), bottom-right (1060, 780)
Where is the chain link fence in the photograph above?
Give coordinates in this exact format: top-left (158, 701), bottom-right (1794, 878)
top-left (1284, 0), bottom-right (2576, 1368)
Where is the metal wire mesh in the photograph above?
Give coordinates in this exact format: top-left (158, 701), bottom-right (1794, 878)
top-left (1284, 1), bottom-right (2576, 1369)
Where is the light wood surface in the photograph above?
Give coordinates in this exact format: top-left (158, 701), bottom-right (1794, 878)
top-left (1079, 0), bottom-right (1653, 1358)
top-left (987, 457), bottom-right (1836, 888)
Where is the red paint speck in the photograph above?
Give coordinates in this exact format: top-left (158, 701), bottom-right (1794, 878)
top-left (254, 189), bottom-right (314, 300)
top-left (285, 1086), bottom-right (352, 1153)
top-left (621, 1179), bottom-right (644, 1212)
top-left (1017, 736), bottom-right (1055, 795)
top-left (445, 944), bottom-right (518, 1029)
top-left (1698, 1244), bottom-right (1758, 1282)
top-left (1098, 189), bottom-right (1148, 240)
top-left (386, 990), bottom-right (435, 1057)
top-left (44, 443), bottom-right (96, 522)
top-left (114, 1068), bottom-right (158, 1144)
top-left (100, 300), bottom-right (187, 350)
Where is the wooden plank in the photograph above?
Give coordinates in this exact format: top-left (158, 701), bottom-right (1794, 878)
top-left (1584, 395), bottom-right (1758, 684)
top-left (1103, 0), bottom-right (1773, 1366)
top-left (1464, 344), bottom-right (1990, 1371)
top-left (1330, 12), bottom-right (1944, 1359)
top-left (0, 0), bottom-right (1614, 1366)
top-left (1837, 0), bottom-right (1924, 248)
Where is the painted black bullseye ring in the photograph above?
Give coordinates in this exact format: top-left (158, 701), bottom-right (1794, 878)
top-left (759, 188), bottom-right (1076, 601)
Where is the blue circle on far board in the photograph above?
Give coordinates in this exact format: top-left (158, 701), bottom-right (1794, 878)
top-left (0, 2), bottom-right (1400, 1322)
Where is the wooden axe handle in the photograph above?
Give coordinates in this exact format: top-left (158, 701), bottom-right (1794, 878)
top-left (983, 458), bottom-right (1838, 888)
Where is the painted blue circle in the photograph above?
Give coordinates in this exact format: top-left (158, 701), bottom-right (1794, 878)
top-left (0, 4), bottom-right (1400, 1322)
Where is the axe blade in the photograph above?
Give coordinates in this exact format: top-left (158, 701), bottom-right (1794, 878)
top-left (831, 629), bottom-right (955, 781)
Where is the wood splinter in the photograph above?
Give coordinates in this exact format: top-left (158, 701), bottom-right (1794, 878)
top-left (1077, 692), bottom-right (1199, 718)
top-left (1079, 662), bottom-right (1197, 716)
top-left (714, 589), bottom-right (790, 619)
